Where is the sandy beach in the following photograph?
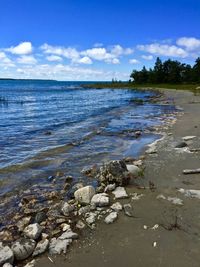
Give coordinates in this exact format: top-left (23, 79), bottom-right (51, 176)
top-left (34, 88), bottom-right (200, 267)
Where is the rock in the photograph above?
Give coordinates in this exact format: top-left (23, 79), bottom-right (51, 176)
top-left (16, 217), bottom-right (31, 232)
top-left (110, 202), bottom-right (123, 211)
top-left (32, 239), bottom-right (49, 257)
top-left (24, 223), bottom-right (42, 240)
top-left (104, 183), bottom-right (116, 192)
top-left (104, 212), bottom-right (118, 224)
top-left (178, 188), bottom-right (200, 199)
top-left (112, 187), bottom-right (128, 199)
top-left (61, 202), bottom-right (75, 216)
top-left (123, 204), bottom-right (133, 217)
top-left (76, 220), bottom-right (86, 229)
top-left (11, 238), bottom-right (36, 261)
top-left (61, 223), bottom-right (71, 232)
top-left (0, 244), bottom-right (14, 265)
top-left (49, 238), bottom-right (72, 254)
top-left (59, 230), bottom-right (78, 240)
top-left (74, 186), bottom-right (95, 205)
top-left (85, 212), bottom-right (97, 224)
top-left (23, 260), bottom-right (36, 267)
top-left (3, 263), bottom-right (13, 267)
top-left (78, 205), bottom-right (91, 216)
top-left (175, 141), bottom-right (187, 148)
top-left (126, 164), bottom-right (141, 177)
top-left (91, 193), bottom-right (109, 207)
top-left (34, 211), bottom-right (47, 224)
top-left (182, 136), bottom-right (196, 141)
top-left (96, 160), bottom-right (130, 186)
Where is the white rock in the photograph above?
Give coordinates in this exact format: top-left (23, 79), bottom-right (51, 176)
top-left (61, 202), bottom-right (74, 216)
top-left (0, 244), bottom-right (14, 265)
top-left (178, 188), bottom-right (200, 199)
top-left (59, 230), bottom-right (78, 240)
top-left (49, 238), bottom-right (72, 254)
top-left (156, 194), bottom-right (166, 200)
top-left (33, 239), bottom-right (49, 257)
top-left (104, 183), bottom-right (116, 192)
top-left (3, 263), bottom-right (13, 267)
top-left (110, 202), bottom-right (123, 211)
top-left (151, 224), bottom-right (159, 230)
top-left (182, 136), bottom-right (196, 141)
top-left (62, 223), bottom-right (71, 232)
top-left (126, 164), bottom-right (141, 177)
top-left (104, 212), bottom-right (118, 224)
top-left (24, 223), bottom-right (42, 240)
top-left (74, 185), bottom-right (95, 204)
top-left (112, 187), bottom-right (128, 199)
top-left (11, 238), bottom-right (36, 261)
top-left (23, 260), bottom-right (36, 267)
top-left (167, 197), bottom-right (183, 205)
top-left (91, 193), bottom-right (109, 207)
top-left (85, 212), bottom-right (97, 224)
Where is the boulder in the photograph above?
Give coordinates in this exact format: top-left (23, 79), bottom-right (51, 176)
top-left (24, 223), bottom-right (42, 240)
top-left (96, 160), bottom-right (130, 186)
top-left (126, 164), bottom-right (141, 177)
top-left (74, 186), bottom-right (95, 204)
top-left (104, 212), bottom-right (118, 224)
top-left (91, 193), bottom-right (109, 207)
top-left (0, 244), bottom-right (14, 265)
top-left (11, 238), bottom-right (36, 261)
top-left (32, 239), bottom-right (49, 257)
top-left (112, 187), bottom-right (128, 199)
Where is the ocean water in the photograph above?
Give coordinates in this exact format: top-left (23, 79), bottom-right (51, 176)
top-left (0, 80), bottom-right (176, 202)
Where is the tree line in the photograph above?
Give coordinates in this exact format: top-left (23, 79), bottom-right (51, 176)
top-left (130, 57), bottom-right (200, 84)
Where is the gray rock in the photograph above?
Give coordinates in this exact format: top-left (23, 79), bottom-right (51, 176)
top-left (0, 244), bottom-right (14, 265)
top-left (175, 141), bottom-right (187, 148)
top-left (104, 212), bottom-right (118, 224)
top-left (104, 183), bottom-right (116, 192)
top-left (49, 238), bottom-right (72, 254)
top-left (11, 238), bottom-right (36, 261)
top-left (96, 160), bottom-right (130, 186)
top-left (126, 164), bottom-right (141, 177)
top-left (124, 204), bottom-right (133, 217)
top-left (59, 230), bottom-right (78, 240)
top-left (78, 205), bottom-right (91, 216)
top-left (74, 185), bottom-right (95, 205)
top-left (24, 223), bottom-right (42, 240)
top-left (3, 263), bottom-right (13, 267)
top-left (16, 217), bottom-right (31, 232)
top-left (85, 212), bottom-right (97, 224)
top-left (32, 239), bottom-right (49, 257)
top-left (61, 202), bottom-right (75, 216)
top-left (112, 187), bottom-right (128, 199)
top-left (34, 211), bottom-right (47, 224)
top-left (110, 202), bottom-right (123, 211)
top-left (91, 193), bottom-right (109, 207)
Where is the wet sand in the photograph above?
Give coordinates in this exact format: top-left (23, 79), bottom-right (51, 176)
top-left (36, 89), bottom-right (200, 267)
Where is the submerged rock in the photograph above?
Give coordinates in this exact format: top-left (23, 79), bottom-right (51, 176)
top-left (104, 212), bottom-right (118, 224)
top-left (112, 187), bottom-right (128, 199)
top-left (74, 186), bottom-right (95, 205)
top-left (0, 243), bottom-right (14, 265)
top-left (96, 160), bottom-right (130, 186)
top-left (11, 238), bottom-right (36, 261)
top-left (24, 223), bottom-right (42, 240)
top-left (91, 193), bottom-right (109, 207)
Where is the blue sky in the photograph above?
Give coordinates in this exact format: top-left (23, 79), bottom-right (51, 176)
top-left (0, 0), bottom-right (200, 80)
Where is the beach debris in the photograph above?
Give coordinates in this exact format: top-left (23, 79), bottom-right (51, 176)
top-left (110, 202), bottom-right (123, 212)
top-left (48, 256), bottom-right (54, 263)
top-left (178, 188), bottom-right (200, 199)
top-left (153, 241), bottom-right (157, 248)
top-left (182, 136), bottom-right (196, 141)
top-left (0, 243), bottom-right (14, 265)
top-left (126, 164), bottom-right (141, 177)
top-left (143, 225), bottom-right (148, 230)
top-left (91, 193), bottom-right (109, 207)
top-left (23, 223), bottom-right (42, 240)
top-left (33, 239), bottom-right (49, 257)
top-left (157, 194), bottom-right (183, 205)
top-left (183, 168), bottom-right (200, 174)
top-left (123, 204), bottom-right (133, 217)
top-left (104, 212), bottom-right (118, 224)
top-left (74, 185), bottom-right (95, 205)
top-left (11, 238), bottom-right (36, 261)
top-left (96, 160), bottom-right (130, 186)
top-left (112, 187), bottom-right (128, 199)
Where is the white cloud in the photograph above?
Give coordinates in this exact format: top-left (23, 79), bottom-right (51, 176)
top-left (129, 58), bottom-right (140, 64)
top-left (46, 55), bottom-right (63, 62)
top-left (141, 55), bottom-right (153, 60)
top-left (137, 43), bottom-right (188, 58)
top-left (176, 37), bottom-right (200, 51)
top-left (17, 55), bottom-right (37, 65)
top-left (6, 42), bottom-right (33, 55)
top-left (77, 56), bottom-right (92, 64)
top-left (110, 45), bottom-right (133, 56)
top-left (0, 52), bottom-right (15, 67)
top-left (81, 47), bottom-right (113, 61)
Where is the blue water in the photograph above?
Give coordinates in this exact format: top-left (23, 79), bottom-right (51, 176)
top-left (0, 80), bottom-right (176, 199)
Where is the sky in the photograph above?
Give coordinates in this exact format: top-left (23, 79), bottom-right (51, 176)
top-left (0, 0), bottom-right (200, 81)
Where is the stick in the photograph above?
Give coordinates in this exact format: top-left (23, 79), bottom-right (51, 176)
top-left (183, 168), bottom-right (200, 174)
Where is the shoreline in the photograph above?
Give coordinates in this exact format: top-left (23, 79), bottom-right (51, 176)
top-left (35, 88), bottom-right (200, 267)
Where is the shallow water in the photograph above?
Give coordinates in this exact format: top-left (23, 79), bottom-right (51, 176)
top-left (0, 80), bottom-right (177, 224)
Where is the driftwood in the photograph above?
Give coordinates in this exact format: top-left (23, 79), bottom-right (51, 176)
top-left (183, 168), bottom-right (200, 174)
